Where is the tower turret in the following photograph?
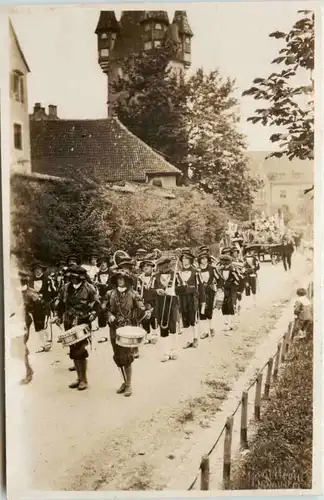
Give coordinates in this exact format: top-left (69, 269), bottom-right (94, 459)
top-left (95, 11), bottom-right (119, 72)
top-left (140, 11), bottom-right (170, 52)
top-left (172, 11), bottom-right (193, 67)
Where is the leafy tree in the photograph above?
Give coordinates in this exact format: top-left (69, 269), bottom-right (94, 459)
top-left (10, 175), bottom-right (118, 267)
top-left (187, 69), bottom-right (262, 220)
top-left (243, 10), bottom-right (314, 162)
top-left (112, 39), bottom-right (189, 179)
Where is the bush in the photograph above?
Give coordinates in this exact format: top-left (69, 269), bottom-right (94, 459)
top-left (231, 337), bottom-right (313, 490)
top-left (11, 176), bottom-right (228, 267)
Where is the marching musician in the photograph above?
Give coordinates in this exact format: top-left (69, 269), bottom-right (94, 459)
top-left (83, 254), bottom-right (99, 282)
top-left (243, 245), bottom-right (260, 307)
top-left (177, 250), bottom-right (206, 350)
top-left (52, 265), bottom-right (100, 391)
top-left (137, 259), bottom-right (159, 344)
top-left (95, 257), bottom-right (112, 343)
top-left (30, 262), bottom-right (56, 353)
top-left (230, 247), bottom-right (245, 314)
top-left (102, 267), bottom-right (150, 397)
top-left (154, 257), bottom-right (179, 362)
top-left (216, 254), bottom-right (240, 331)
top-left (197, 250), bottom-right (217, 339)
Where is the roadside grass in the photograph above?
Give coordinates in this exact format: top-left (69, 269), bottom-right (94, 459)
top-left (230, 335), bottom-right (313, 490)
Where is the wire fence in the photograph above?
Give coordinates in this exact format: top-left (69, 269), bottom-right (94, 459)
top-left (187, 281), bottom-right (314, 491)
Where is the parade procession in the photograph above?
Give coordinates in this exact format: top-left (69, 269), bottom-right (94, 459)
top-left (10, 216), bottom-right (302, 398)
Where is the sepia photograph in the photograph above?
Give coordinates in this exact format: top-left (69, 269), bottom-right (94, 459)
top-left (1, 1), bottom-right (319, 497)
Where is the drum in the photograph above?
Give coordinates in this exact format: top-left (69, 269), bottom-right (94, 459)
top-left (58, 324), bottom-right (91, 347)
top-left (215, 288), bottom-right (225, 310)
top-left (116, 326), bottom-right (146, 348)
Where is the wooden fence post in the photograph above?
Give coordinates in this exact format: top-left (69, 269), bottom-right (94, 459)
top-left (264, 358), bottom-right (273, 400)
top-left (254, 372), bottom-right (263, 420)
top-left (200, 455), bottom-right (210, 490)
top-left (273, 342), bottom-right (281, 382)
top-left (223, 416), bottom-right (234, 490)
top-left (281, 332), bottom-right (287, 363)
top-left (240, 391), bottom-right (248, 450)
top-left (285, 322), bottom-right (293, 355)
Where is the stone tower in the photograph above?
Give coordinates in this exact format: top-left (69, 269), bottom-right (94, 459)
top-left (95, 10), bottom-right (193, 117)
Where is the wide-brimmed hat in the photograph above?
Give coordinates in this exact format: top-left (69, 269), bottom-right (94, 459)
top-left (66, 254), bottom-right (80, 264)
top-left (136, 248), bottom-right (147, 256)
top-left (221, 247), bottom-right (231, 255)
top-left (110, 269), bottom-right (133, 287)
top-left (180, 251), bottom-right (195, 262)
top-left (198, 245), bottom-right (209, 253)
top-left (197, 252), bottom-right (211, 263)
top-left (118, 256), bottom-right (134, 268)
top-left (32, 262), bottom-right (47, 271)
top-left (139, 259), bottom-right (155, 269)
top-left (156, 256), bottom-right (171, 268)
top-left (244, 245), bottom-right (255, 252)
top-left (68, 265), bottom-right (87, 277)
top-left (230, 246), bottom-right (240, 254)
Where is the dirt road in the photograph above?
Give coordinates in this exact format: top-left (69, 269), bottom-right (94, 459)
top-left (7, 254), bottom-right (312, 493)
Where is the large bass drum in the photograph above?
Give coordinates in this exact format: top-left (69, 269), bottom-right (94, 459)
top-left (116, 326), bottom-right (146, 348)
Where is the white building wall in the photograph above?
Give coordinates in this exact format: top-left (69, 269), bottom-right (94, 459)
top-left (10, 23), bottom-right (31, 174)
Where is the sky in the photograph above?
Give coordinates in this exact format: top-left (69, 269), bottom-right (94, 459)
top-left (10, 2), bottom-right (314, 150)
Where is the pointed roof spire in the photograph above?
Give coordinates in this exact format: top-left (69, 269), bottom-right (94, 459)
top-left (167, 22), bottom-right (180, 43)
top-left (141, 11), bottom-right (170, 24)
top-left (95, 11), bottom-right (119, 34)
top-left (172, 11), bottom-right (193, 37)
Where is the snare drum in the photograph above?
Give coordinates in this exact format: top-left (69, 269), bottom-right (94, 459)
top-left (58, 324), bottom-right (91, 347)
top-left (116, 326), bottom-right (146, 348)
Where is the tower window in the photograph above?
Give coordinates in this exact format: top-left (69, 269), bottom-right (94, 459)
top-left (13, 123), bottom-right (22, 150)
top-left (155, 23), bottom-right (162, 29)
top-left (144, 41), bottom-right (153, 51)
top-left (154, 40), bottom-right (161, 48)
top-left (11, 71), bottom-right (24, 103)
top-left (100, 48), bottom-right (109, 58)
top-left (280, 189), bottom-right (287, 199)
top-left (144, 23), bottom-right (151, 31)
top-left (101, 33), bottom-right (108, 39)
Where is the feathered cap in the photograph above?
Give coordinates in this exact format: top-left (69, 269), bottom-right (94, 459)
top-left (110, 269), bottom-right (134, 287)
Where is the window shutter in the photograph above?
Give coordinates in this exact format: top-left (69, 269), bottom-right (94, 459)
top-left (20, 77), bottom-right (24, 103)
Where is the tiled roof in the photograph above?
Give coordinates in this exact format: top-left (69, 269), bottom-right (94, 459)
top-left (173, 11), bottom-right (193, 37)
top-left (30, 117), bottom-right (181, 182)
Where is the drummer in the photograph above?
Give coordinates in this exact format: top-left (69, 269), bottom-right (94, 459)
top-left (52, 265), bottom-right (100, 391)
top-left (102, 268), bottom-right (150, 397)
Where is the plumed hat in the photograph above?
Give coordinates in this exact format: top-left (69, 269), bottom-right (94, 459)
top-left (139, 259), bottom-right (155, 269)
top-left (110, 269), bottom-right (134, 287)
top-left (68, 265), bottom-right (87, 277)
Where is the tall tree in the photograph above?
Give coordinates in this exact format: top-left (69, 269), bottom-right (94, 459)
top-left (242, 10), bottom-right (314, 162)
top-left (187, 69), bottom-right (261, 220)
top-left (112, 40), bottom-right (189, 178)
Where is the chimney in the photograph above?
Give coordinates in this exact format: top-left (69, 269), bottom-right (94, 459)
top-left (48, 104), bottom-right (57, 118)
top-left (34, 102), bottom-right (41, 113)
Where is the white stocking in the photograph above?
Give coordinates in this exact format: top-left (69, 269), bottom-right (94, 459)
top-left (193, 324), bottom-right (199, 340)
top-left (200, 319), bottom-right (209, 336)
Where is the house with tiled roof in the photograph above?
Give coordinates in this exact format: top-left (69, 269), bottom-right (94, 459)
top-left (30, 114), bottom-right (181, 188)
top-left (247, 151), bottom-right (313, 221)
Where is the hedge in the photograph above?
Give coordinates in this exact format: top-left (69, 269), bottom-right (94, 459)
top-left (10, 175), bottom-right (228, 267)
